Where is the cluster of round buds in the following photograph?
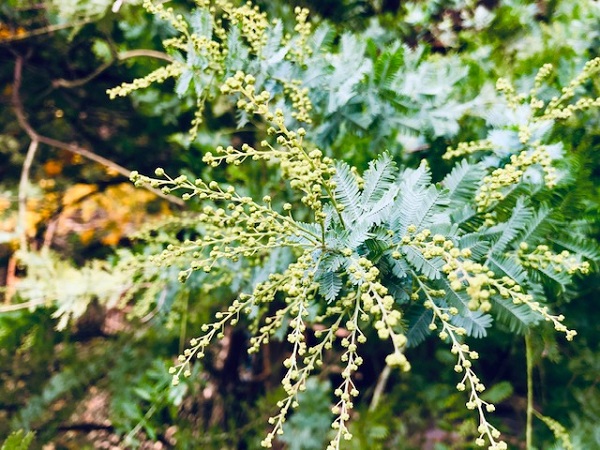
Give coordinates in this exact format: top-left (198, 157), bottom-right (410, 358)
top-left (222, 0), bottom-right (268, 54)
top-left (482, 441), bottom-right (508, 450)
top-left (398, 227), bottom-right (497, 313)
top-left (443, 139), bottom-right (493, 160)
top-left (397, 227), bottom-right (486, 299)
top-left (288, 7), bottom-right (312, 64)
top-left (496, 77), bottom-right (526, 109)
top-left (534, 63), bottom-right (554, 85)
top-left (348, 257), bottom-right (410, 372)
top-left (477, 164), bottom-right (523, 210)
top-left (132, 168), bottom-right (320, 281)
top-left (142, 0), bottom-right (188, 33)
top-left (348, 257), bottom-right (380, 283)
top-left (446, 261), bottom-right (495, 312)
top-left (476, 144), bottom-right (557, 211)
top-left (488, 273), bottom-right (578, 341)
top-left (544, 57), bottom-right (600, 112)
top-left (284, 80), bottom-right (313, 123)
top-left (262, 289), bottom-right (359, 449)
top-left (533, 63), bottom-right (554, 90)
top-left (528, 63), bottom-right (554, 110)
top-left (217, 71), bottom-right (334, 220)
top-left (399, 228), bottom-right (458, 259)
top-left (220, 72), bottom-right (270, 110)
top-left (329, 326), bottom-right (364, 441)
top-left (397, 227), bottom-right (500, 313)
top-left (542, 95), bottom-right (600, 121)
top-left (107, 62), bottom-right (184, 99)
top-left (424, 297), bottom-right (506, 450)
top-left (189, 34), bottom-right (223, 65)
top-left (518, 242), bottom-right (591, 275)
top-left (279, 144), bottom-right (333, 214)
top-left (168, 295), bottom-right (254, 386)
top-left (248, 253), bottom-right (319, 354)
top-left (203, 142), bottom-right (280, 167)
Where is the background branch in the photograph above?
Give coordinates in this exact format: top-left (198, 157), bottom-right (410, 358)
top-left (52, 49), bottom-right (174, 89)
top-left (0, 21), bottom-right (95, 45)
top-left (13, 54), bottom-right (39, 251)
top-left (11, 55), bottom-right (184, 207)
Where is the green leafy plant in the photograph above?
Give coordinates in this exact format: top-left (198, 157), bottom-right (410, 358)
top-left (108, 1), bottom-right (600, 449)
top-left (4, 0), bottom-right (600, 449)
top-left (0, 431), bottom-right (34, 450)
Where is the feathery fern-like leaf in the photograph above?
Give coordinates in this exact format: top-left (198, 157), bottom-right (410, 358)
top-left (549, 235), bottom-right (600, 262)
top-left (372, 44), bottom-right (404, 91)
top-left (412, 185), bottom-right (449, 229)
top-left (450, 309), bottom-right (493, 338)
top-left (514, 203), bottom-right (554, 245)
top-left (1, 430), bottom-right (34, 450)
top-left (385, 252), bottom-right (410, 279)
top-left (190, 8), bottom-right (213, 38)
top-left (308, 22), bottom-right (335, 55)
top-left (458, 232), bottom-right (492, 260)
top-left (487, 198), bottom-right (533, 258)
top-left (442, 160), bottom-right (483, 206)
top-left (491, 298), bottom-right (540, 334)
top-left (360, 153), bottom-right (397, 210)
top-left (405, 307), bottom-right (434, 347)
top-left (451, 204), bottom-right (479, 228)
top-left (316, 270), bottom-right (344, 302)
top-left (389, 164), bottom-right (432, 235)
top-left (333, 161), bottom-right (362, 223)
top-left (358, 189), bottom-right (398, 228)
top-left (487, 254), bottom-right (528, 284)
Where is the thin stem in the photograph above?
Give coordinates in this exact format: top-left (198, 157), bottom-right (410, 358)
top-left (0, 20), bottom-right (95, 44)
top-left (4, 256), bottom-right (18, 304)
top-left (12, 54), bottom-right (39, 251)
top-left (18, 140), bottom-right (39, 251)
top-left (52, 49), bottom-right (174, 89)
top-left (0, 298), bottom-right (49, 312)
top-left (11, 54), bottom-right (184, 207)
top-left (369, 365), bottom-right (391, 411)
top-left (37, 135), bottom-right (184, 205)
top-left (525, 332), bottom-right (533, 450)
top-left (179, 291), bottom-right (189, 354)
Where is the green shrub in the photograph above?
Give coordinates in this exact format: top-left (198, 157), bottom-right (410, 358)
top-left (109, 1), bottom-right (600, 448)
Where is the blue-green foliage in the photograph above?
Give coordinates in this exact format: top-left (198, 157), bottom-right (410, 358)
top-left (312, 150), bottom-right (596, 344)
top-left (278, 377), bottom-right (332, 450)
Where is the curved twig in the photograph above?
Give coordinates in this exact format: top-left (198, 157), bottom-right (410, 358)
top-left (0, 298), bottom-right (49, 313)
top-left (11, 55), bottom-right (184, 207)
top-left (369, 364), bottom-right (392, 411)
top-left (13, 54), bottom-right (39, 251)
top-left (53, 49), bottom-right (174, 88)
top-left (0, 20), bottom-right (95, 45)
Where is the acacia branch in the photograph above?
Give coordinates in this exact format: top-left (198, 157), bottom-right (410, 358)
top-left (53, 49), bottom-right (174, 88)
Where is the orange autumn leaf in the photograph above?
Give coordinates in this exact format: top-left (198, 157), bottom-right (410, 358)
top-left (62, 184), bottom-right (97, 207)
top-left (44, 160), bottom-right (63, 176)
